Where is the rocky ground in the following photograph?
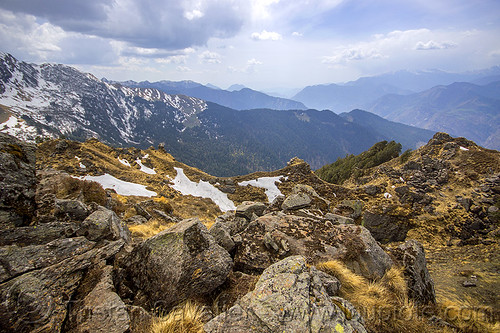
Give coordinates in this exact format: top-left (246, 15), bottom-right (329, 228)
top-left (0, 132), bottom-right (498, 332)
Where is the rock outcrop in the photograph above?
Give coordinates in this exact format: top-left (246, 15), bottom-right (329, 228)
top-left (205, 255), bottom-right (367, 333)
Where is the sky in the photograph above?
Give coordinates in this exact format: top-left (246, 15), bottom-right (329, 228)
top-left (1, 0), bottom-right (500, 92)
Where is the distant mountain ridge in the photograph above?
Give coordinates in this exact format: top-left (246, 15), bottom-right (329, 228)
top-left (292, 67), bottom-right (500, 113)
top-left (112, 79), bottom-right (307, 111)
top-left (0, 52), bottom-right (434, 176)
top-left (366, 81), bottom-right (500, 150)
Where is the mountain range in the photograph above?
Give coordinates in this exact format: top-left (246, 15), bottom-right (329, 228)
top-left (108, 79), bottom-right (307, 111)
top-left (0, 52), bottom-right (434, 176)
top-left (366, 81), bottom-right (500, 149)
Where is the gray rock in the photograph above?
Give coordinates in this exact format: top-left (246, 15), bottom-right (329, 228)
top-left (125, 215), bottom-right (148, 225)
top-left (65, 265), bottom-right (130, 333)
top-left (0, 236), bottom-right (95, 283)
top-left (210, 221), bottom-right (235, 253)
top-left (122, 218), bottom-right (233, 311)
top-left (363, 185), bottom-right (381, 195)
top-left (362, 210), bottom-right (411, 243)
top-left (392, 240), bottom-right (436, 305)
top-left (54, 199), bottom-right (90, 221)
top-left (234, 213), bottom-right (393, 280)
top-left (205, 256), bottom-right (366, 333)
top-left (0, 133), bottom-right (37, 228)
top-left (0, 221), bottom-right (79, 246)
top-left (325, 213), bottom-right (354, 225)
top-left (236, 201), bottom-right (267, 220)
top-left (281, 193), bottom-right (312, 211)
top-left (126, 305), bottom-right (152, 333)
top-left (77, 206), bottom-right (130, 242)
top-left (0, 240), bottom-right (124, 332)
top-left (216, 211), bottom-right (249, 236)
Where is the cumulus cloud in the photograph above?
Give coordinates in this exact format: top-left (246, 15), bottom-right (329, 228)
top-left (415, 40), bottom-right (457, 50)
top-left (247, 58), bottom-right (263, 65)
top-left (251, 30), bottom-right (282, 41)
top-left (292, 31), bottom-right (303, 37)
top-left (199, 50), bottom-right (222, 64)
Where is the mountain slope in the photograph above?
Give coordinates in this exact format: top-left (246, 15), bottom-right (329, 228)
top-left (0, 52), bottom-right (435, 176)
top-left (340, 109), bottom-right (435, 150)
top-left (116, 80), bottom-right (307, 111)
top-left (366, 81), bottom-right (500, 150)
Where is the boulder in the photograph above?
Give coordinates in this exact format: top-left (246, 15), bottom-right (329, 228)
top-left (64, 265), bottom-right (130, 333)
top-left (209, 221), bottom-right (235, 253)
top-left (392, 240), bottom-right (436, 305)
top-left (0, 133), bottom-right (37, 228)
top-left (281, 193), bottom-right (312, 211)
top-left (205, 256), bottom-right (366, 333)
top-left (0, 240), bottom-right (124, 332)
top-left (54, 199), bottom-right (90, 222)
top-left (77, 206), bottom-right (130, 243)
top-left (234, 213), bottom-right (393, 279)
top-left (122, 218), bottom-right (233, 311)
top-left (235, 201), bottom-right (267, 220)
top-left (362, 210), bottom-right (411, 243)
top-left (325, 213), bottom-right (354, 225)
top-left (0, 221), bottom-right (79, 246)
top-left (215, 211), bottom-right (249, 236)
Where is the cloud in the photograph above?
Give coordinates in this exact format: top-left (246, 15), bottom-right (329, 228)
top-left (199, 50), bottom-right (222, 64)
top-left (247, 58), bottom-right (263, 66)
top-left (292, 31), bottom-right (303, 37)
top-left (176, 66), bottom-right (192, 72)
top-left (415, 40), bottom-right (457, 50)
top-left (322, 48), bottom-right (382, 64)
top-left (251, 30), bottom-right (282, 41)
top-left (0, 0), bottom-right (248, 50)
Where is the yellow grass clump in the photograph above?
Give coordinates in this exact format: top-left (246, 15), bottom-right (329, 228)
top-left (150, 300), bottom-right (205, 333)
top-left (437, 297), bottom-right (499, 333)
top-left (129, 219), bottom-right (174, 239)
top-left (317, 260), bottom-right (434, 333)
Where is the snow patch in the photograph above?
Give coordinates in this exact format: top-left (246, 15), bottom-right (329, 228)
top-left (76, 174), bottom-right (157, 197)
top-left (238, 176), bottom-right (287, 203)
top-left (79, 163), bottom-right (86, 169)
top-left (170, 167), bottom-right (235, 212)
top-left (384, 192), bottom-right (392, 199)
top-left (135, 159), bottom-right (156, 174)
top-left (460, 146), bottom-right (469, 151)
top-left (118, 158), bottom-right (131, 167)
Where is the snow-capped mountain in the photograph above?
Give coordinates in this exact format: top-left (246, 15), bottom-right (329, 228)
top-left (0, 52), bottom-right (207, 144)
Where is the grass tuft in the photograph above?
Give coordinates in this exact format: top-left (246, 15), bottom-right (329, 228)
top-left (150, 300), bottom-right (205, 333)
top-left (129, 219), bottom-right (174, 239)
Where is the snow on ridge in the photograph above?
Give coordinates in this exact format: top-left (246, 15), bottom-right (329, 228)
top-left (238, 176), bottom-right (287, 203)
top-left (170, 167), bottom-right (236, 212)
top-left (459, 146), bottom-right (469, 151)
top-left (77, 174), bottom-right (157, 197)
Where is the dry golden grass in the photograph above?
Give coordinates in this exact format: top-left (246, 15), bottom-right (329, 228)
top-left (317, 260), bottom-right (437, 333)
top-left (437, 297), bottom-right (499, 333)
top-left (129, 219), bottom-right (174, 239)
top-left (150, 301), bottom-right (205, 333)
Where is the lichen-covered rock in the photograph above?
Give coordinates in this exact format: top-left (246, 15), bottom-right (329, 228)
top-left (77, 206), bottom-right (130, 242)
top-left (0, 133), bottom-right (37, 228)
top-left (392, 240), bottom-right (436, 305)
top-left (0, 221), bottom-right (79, 246)
top-left (205, 256), bottom-right (366, 333)
top-left (121, 218), bottom-right (233, 311)
top-left (65, 265), bottom-right (130, 333)
top-left (234, 213), bottom-right (393, 279)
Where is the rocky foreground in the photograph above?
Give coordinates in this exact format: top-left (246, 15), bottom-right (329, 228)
top-left (0, 132), bottom-right (498, 332)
